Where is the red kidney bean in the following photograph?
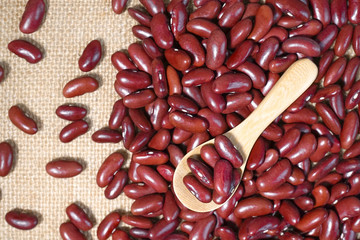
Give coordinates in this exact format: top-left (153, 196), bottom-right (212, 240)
top-left (343, 220), bottom-right (357, 240)
top-left (122, 215), bottom-right (153, 229)
top-left (200, 144), bottom-right (220, 168)
top-left (8, 105), bottom-right (38, 135)
top-left (242, 2), bottom-right (260, 19)
top-left (148, 218), bottom-right (179, 239)
top-left (19, 0), bottom-right (45, 34)
top-left (56, 105), bottom-right (87, 121)
top-left (340, 111), bottom-right (359, 149)
top-left (178, 34), bottom-right (204, 67)
top-left (329, 91), bottom-right (345, 120)
top-left (129, 130), bottom-right (155, 153)
top-left (65, 203), bottom-right (93, 231)
top-left (131, 193), bottom-right (163, 215)
top-left (275, 128), bottom-right (301, 157)
top-left (316, 24), bottom-right (338, 54)
top-left (5, 209), bottom-right (38, 230)
top-left (45, 159), bottom-right (83, 178)
top-left (97, 152), bottom-right (124, 188)
top-left (260, 26), bottom-right (288, 43)
top-left (226, 40), bottom-right (255, 69)
top-left (129, 228), bottom-right (150, 238)
top-left (143, 37), bottom-right (163, 59)
top-left (248, 5), bottom-right (273, 42)
top-left (260, 72), bottom-right (279, 96)
top-left (172, 128), bottom-right (192, 144)
top-left (165, 47), bottom-right (191, 72)
top-left (260, 182), bottom-right (295, 200)
top-left (105, 170), bottom-right (128, 199)
top-left (112, 229), bottom-right (131, 240)
top-left (314, 50), bottom-right (334, 83)
top-left (336, 196), bottom-right (360, 221)
top-left (329, 183), bottom-right (349, 204)
top-left (128, 160), bottom-right (142, 182)
top-left (353, 25), bottom-right (360, 56)
top-left (116, 70), bottom-right (151, 91)
top-left (277, 15), bottom-right (303, 28)
top-left (59, 222), bottom-right (86, 240)
top-left (315, 172), bottom-right (342, 187)
top-left (163, 190), bottom-right (180, 222)
top-left (323, 57), bottom-right (347, 86)
top-left (129, 108), bottom-right (152, 132)
top-left (78, 40), bottom-right (102, 72)
top-left (120, 116), bottom-right (134, 149)
top-left (279, 200), bottom-right (300, 226)
top-left (156, 164), bottom-right (174, 182)
top-left (206, 29), bottom-right (226, 70)
top-left (180, 221), bottom-right (194, 234)
top-left (351, 215), bottom-right (360, 232)
top-left (235, 196), bottom-right (273, 219)
top-left (201, 82), bottom-right (226, 113)
top-left (316, 102), bottom-right (341, 135)
top-left (140, 0), bottom-right (164, 16)
top-left (343, 57), bottom-right (360, 91)
top-left (123, 89), bottom-right (156, 109)
top-left (283, 107), bottom-right (317, 125)
top-left (132, 150), bottom-right (168, 165)
top-left (247, 215), bottom-right (280, 237)
top-left (312, 123), bottom-right (340, 153)
top-left (331, 0), bottom-right (347, 28)
top-left (132, 24), bottom-right (152, 39)
top-left (0, 65), bottom-right (4, 83)
top-left (108, 100), bottom-right (126, 130)
top-left (92, 129), bottom-right (122, 143)
top-left (346, 173), bottom-right (360, 197)
top-left (137, 165), bottom-right (167, 193)
top-left (124, 183), bottom-right (156, 199)
top-left (8, 39), bottom-right (42, 63)
top-left (150, 13), bottom-right (173, 49)
top-left (288, 84), bottom-right (317, 113)
top-left (256, 159), bottom-right (291, 192)
top-left (212, 72), bottom-right (251, 94)
top-left (337, 159), bottom-right (360, 175)
top-left (308, 154), bottom-right (339, 182)
top-left (214, 135), bottom-right (243, 168)
top-left (282, 36), bottom-right (321, 57)
top-left (246, 137), bottom-right (266, 170)
top-left (183, 175), bottom-right (212, 203)
top-left (59, 120), bottom-right (88, 143)
top-left (289, 19), bottom-right (322, 38)
top-left (275, 0), bottom-right (310, 22)
top-left (213, 159), bottom-right (233, 197)
top-left (128, 43), bottom-right (152, 74)
top-left (114, 80), bottom-right (135, 98)
top-left (148, 129), bottom-right (171, 150)
top-left (186, 131), bottom-right (210, 152)
top-left (198, 108), bottom-right (228, 136)
top-left (344, 141), bottom-right (360, 159)
top-left (214, 226), bottom-right (236, 240)
top-left (189, 215), bottom-right (216, 240)
top-left (310, 84), bottom-right (340, 103)
top-left (167, 66), bottom-right (182, 95)
top-left (63, 77), bottom-right (99, 98)
top-left (294, 196), bottom-right (314, 211)
top-left (97, 212), bottom-right (121, 240)
top-left (187, 157), bottom-right (213, 189)
top-left (182, 67), bottom-right (214, 87)
top-left (112, 0), bottom-right (127, 14)
top-left (190, 0), bottom-right (221, 20)
top-left (345, 80), bottom-right (360, 109)
top-left (111, 52), bottom-right (137, 71)
top-left (309, 136), bottom-right (331, 162)
top-left (295, 208), bottom-right (328, 233)
top-left (179, 208), bottom-right (213, 222)
top-left (0, 142), bottom-right (13, 177)
top-left (319, 209), bottom-right (340, 240)
top-left (349, 0), bottom-right (360, 24)
top-left (169, 111), bottom-right (208, 133)
top-left (218, 2), bottom-right (244, 28)
top-left (169, 3), bottom-right (187, 40)
top-left (236, 61), bottom-right (266, 89)
top-left (309, 0), bottom-right (330, 27)
top-left (168, 95), bottom-right (198, 114)
top-left (256, 148), bottom-right (279, 174)
top-left (269, 54), bottom-right (297, 74)
top-left (334, 24), bottom-right (353, 57)
top-left (283, 133), bottom-right (316, 164)
top-left (186, 18), bottom-right (219, 38)
top-left (223, 92), bottom-right (252, 114)
top-left (229, 18), bottom-right (252, 49)
top-left (312, 185), bottom-right (330, 208)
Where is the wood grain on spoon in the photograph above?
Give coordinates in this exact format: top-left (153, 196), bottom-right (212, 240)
top-left (173, 59), bottom-right (318, 212)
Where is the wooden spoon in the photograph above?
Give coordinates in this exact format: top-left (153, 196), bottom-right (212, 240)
top-left (173, 59), bottom-right (318, 212)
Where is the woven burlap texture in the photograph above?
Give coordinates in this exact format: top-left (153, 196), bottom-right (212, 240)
top-left (0, 0), bottom-right (140, 239)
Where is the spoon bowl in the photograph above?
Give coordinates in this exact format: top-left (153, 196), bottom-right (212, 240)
top-left (173, 59), bottom-right (318, 212)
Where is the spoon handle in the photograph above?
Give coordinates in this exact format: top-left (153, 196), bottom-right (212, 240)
top-left (225, 59), bottom-right (318, 159)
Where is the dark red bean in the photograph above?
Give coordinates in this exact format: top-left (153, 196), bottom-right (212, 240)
top-left (323, 57), bottom-right (347, 86)
top-left (121, 116), bottom-right (135, 150)
top-left (289, 19), bottom-right (322, 38)
top-left (246, 137), bottom-right (266, 170)
top-left (111, 51), bottom-right (137, 71)
top-left (308, 154), bottom-right (340, 182)
top-left (129, 108), bottom-right (152, 132)
top-left (169, 111), bottom-right (208, 133)
top-left (128, 43), bottom-right (152, 74)
top-left (143, 37), bottom-right (163, 59)
top-left (315, 50), bottom-right (334, 83)
top-left (182, 67), bottom-right (214, 87)
top-left (183, 175), bottom-right (212, 203)
top-left (148, 129), bottom-right (171, 150)
top-left (63, 77), bottom-right (99, 98)
top-left (163, 190), bottom-right (180, 222)
top-left (0, 142), bottom-right (13, 177)
top-left (340, 111), bottom-right (359, 149)
top-left (164, 48), bottom-right (191, 72)
top-left (8, 39), bottom-right (42, 63)
top-left (97, 212), bottom-right (121, 240)
top-left (0, 65), bottom-right (4, 83)
top-left (92, 129), bottom-right (122, 143)
top-left (201, 82), bottom-right (226, 113)
top-left (59, 222), bottom-right (86, 240)
top-left (206, 29), bottom-right (227, 70)
top-left (275, 128), bottom-right (301, 157)
top-left (112, 0), bottom-right (127, 14)
top-left (170, 2), bottom-right (188, 40)
top-left (19, 0), bottom-right (46, 34)
top-left (8, 105), bottom-right (38, 135)
top-left (213, 159), bottom-right (233, 197)
top-left (331, 0), bottom-right (347, 28)
top-left (5, 209), bottom-right (38, 230)
top-left (137, 165), bottom-right (168, 193)
top-left (78, 40), bottom-right (102, 72)
top-left (156, 164), bottom-right (174, 182)
top-left (129, 131), bottom-right (154, 153)
top-left (343, 57), bottom-right (360, 91)
top-left (269, 54), bottom-right (297, 74)
top-left (133, 24), bottom-right (152, 39)
top-left (248, 5), bottom-right (273, 42)
top-left (123, 183), bottom-right (156, 199)
top-left (56, 105), bottom-right (87, 121)
top-left (279, 200), bottom-right (300, 226)
top-left (214, 135), bottom-right (243, 168)
top-left (123, 89), bottom-right (156, 109)
top-left (105, 170), bottom-right (128, 199)
top-left (97, 152), bottom-right (124, 188)
top-left (336, 196), bottom-right (360, 221)
top-left (256, 159), bottom-right (292, 192)
top-left (334, 24), bottom-right (353, 57)
top-left (139, 0), bottom-right (164, 16)
top-left (319, 210), bottom-right (340, 240)
top-left (59, 120), bottom-right (88, 143)
top-left (108, 100), bottom-right (126, 130)
top-left (260, 182), bottom-right (295, 200)
top-left (229, 18), bottom-right (252, 49)
top-left (310, 84), bottom-right (341, 103)
top-left (148, 218), bottom-right (180, 240)
top-left (255, 37), bottom-right (279, 71)
top-left (189, 215), bottom-right (216, 240)
top-left (316, 24), bottom-right (338, 53)
top-left (131, 194), bottom-right (163, 215)
top-left (178, 33), bottom-right (204, 67)
top-left (186, 18), bottom-right (219, 38)
top-left (295, 208), bottom-right (328, 233)
top-left (66, 203), bottom-right (93, 231)
top-left (190, 0), bottom-right (221, 20)
top-left (212, 72), bottom-right (251, 94)
top-left (129, 228), bottom-right (150, 238)
top-left (316, 102), bottom-right (341, 135)
top-left (132, 150), bottom-right (168, 165)
top-left (226, 40), bottom-right (255, 69)
top-left (310, 136), bottom-right (331, 162)
top-left (168, 95), bottom-right (198, 114)
top-left (275, 0), bottom-right (310, 22)
top-left (234, 196), bottom-right (273, 218)
top-left (309, 0), bottom-right (330, 27)
top-left (282, 107), bottom-right (317, 125)
top-left (122, 215), bottom-right (153, 229)
top-left (112, 229), bottom-right (131, 240)
top-left (150, 13), bottom-right (173, 49)
top-left (45, 159), bottom-right (83, 178)
top-left (187, 157), bottom-right (213, 189)
top-left (345, 80), bottom-right (360, 109)
top-left (167, 66), bottom-right (182, 95)
top-left (353, 25), bottom-right (360, 56)
top-left (282, 36), bottom-right (321, 57)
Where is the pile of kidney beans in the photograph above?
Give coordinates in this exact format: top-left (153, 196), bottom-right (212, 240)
top-left (3, 0), bottom-right (360, 239)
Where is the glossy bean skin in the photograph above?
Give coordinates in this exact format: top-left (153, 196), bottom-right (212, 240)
top-left (343, 57), bottom-right (360, 91)
top-left (123, 183), bottom-right (156, 199)
top-left (189, 215), bottom-right (216, 240)
top-left (294, 196), bottom-right (314, 211)
top-left (0, 142), bottom-right (13, 177)
top-left (92, 129), bottom-right (122, 143)
top-left (336, 196), bottom-right (360, 221)
top-left (331, 0), bottom-right (347, 28)
top-left (163, 190), bottom-right (180, 222)
top-left (256, 159), bottom-right (292, 192)
top-left (316, 102), bottom-right (341, 135)
top-left (275, 128), bottom-right (301, 157)
top-left (285, 133), bottom-right (317, 165)
top-left (246, 137), bottom-right (266, 170)
top-left (170, 2), bottom-right (188, 40)
top-left (56, 105), bottom-right (87, 121)
top-left (148, 129), bottom-right (171, 150)
top-left (345, 80), bottom-right (360, 109)
top-left (260, 182), bottom-right (295, 200)
top-left (178, 33), bottom-right (205, 67)
top-left (5, 209), bottom-right (38, 230)
top-left (310, 136), bottom-right (331, 162)
top-left (309, 0), bottom-right (330, 27)
top-left (275, 0), bottom-right (310, 22)
top-left (214, 159), bottom-right (233, 197)
top-left (289, 19), bottom-right (322, 38)
top-left (78, 40), bottom-right (102, 72)
top-left (19, 0), bottom-right (46, 34)
top-left (312, 185), bottom-right (330, 207)
top-left (122, 215), bottom-right (153, 229)
top-left (45, 160), bottom-right (83, 178)
top-left (248, 5), bottom-right (273, 42)
top-left (353, 25), bottom-right (360, 56)
top-left (150, 13), bottom-right (173, 49)
top-left (212, 72), bottom-right (251, 94)
top-left (229, 18), bottom-right (252, 49)
top-left (255, 37), bottom-right (279, 71)
top-left (105, 170), bottom-right (128, 199)
top-left (283, 107), bottom-right (317, 124)
top-left (227, 40), bottom-right (255, 70)
top-left (279, 200), bottom-right (300, 226)
top-left (8, 105), bottom-right (38, 135)
top-left (137, 166), bottom-right (167, 192)
top-left (340, 111), bottom-right (359, 149)
top-left (189, 0), bottom-right (221, 20)
top-left (183, 175), bottom-right (212, 203)
top-left (59, 222), bottom-right (86, 240)
top-left (323, 57), bottom-right (347, 86)
top-left (282, 36), bottom-right (321, 57)
top-left (128, 43), bottom-right (152, 74)
top-left (111, 51), bottom-right (137, 71)
top-left (129, 228), bottom-right (150, 238)
top-left (123, 89), bottom-right (156, 109)
top-left (108, 100), bottom-right (126, 130)
top-left (97, 152), bottom-right (124, 188)
top-left (319, 210), bottom-right (340, 240)
top-left (59, 120), bottom-right (89, 143)
top-left (132, 150), bottom-right (168, 165)
top-left (97, 212), bottom-right (121, 240)
top-left (129, 131), bottom-right (154, 153)
top-left (234, 196), bottom-right (273, 219)
top-left (167, 66), bottom-right (182, 95)
top-left (140, 0), bottom-right (164, 16)
top-left (112, 0), bottom-right (127, 14)
top-left (0, 65), bottom-right (4, 82)
top-left (182, 67), bottom-right (214, 87)
top-left (218, 2), bottom-right (244, 28)
top-left (308, 154), bottom-right (340, 182)
top-left (169, 111), bottom-right (208, 133)
top-left (187, 157), bottom-right (213, 189)
top-left (131, 194), bottom-right (163, 215)
top-left (295, 208), bottom-right (328, 233)
top-left (206, 29), bottom-right (227, 70)
top-left (186, 18), bottom-right (219, 39)
top-left (66, 203), bottom-right (93, 231)
top-left (201, 82), bottom-right (226, 113)
top-left (8, 39), bottom-right (42, 63)
top-left (269, 54), bottom-right (297, 74)
top-left (316, 24), bottom-right (338, 53)
top-left (63, 77), bottom-right (99, 98)
top-left (334, 24), bottom-right (353, 57)
top-left (112, 229), bottom-right (131, 240)
top-left (198, 108), bottom-right (228, 136)
top-left (310, 84), bottom-right (341, 103)
top-left (315, 50), bottom-right (334, 83)
top-left (214, 135), bottom-right (243, 168)
top-left (133, 25), bottom-right (152, 39)
top-left (237, 61), bottom-right (266, 89)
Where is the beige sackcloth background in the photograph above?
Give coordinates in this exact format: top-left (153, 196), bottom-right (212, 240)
top-left (0, 0), bottom-right (142, 239)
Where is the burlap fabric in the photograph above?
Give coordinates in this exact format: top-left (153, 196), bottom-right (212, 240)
top-left (0, 0), bottom-right (140, 239)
